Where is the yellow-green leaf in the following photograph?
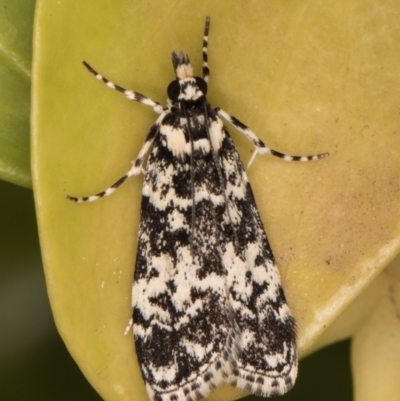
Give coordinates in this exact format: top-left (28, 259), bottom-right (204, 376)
top-left (32, 1), bottom-right (400, 400)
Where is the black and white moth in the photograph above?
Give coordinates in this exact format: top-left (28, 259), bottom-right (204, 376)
top-left (68, 17), bottom-right (328, 401)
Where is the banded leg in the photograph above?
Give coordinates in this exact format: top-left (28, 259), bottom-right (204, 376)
top-left (202, 17), bottom-right (211, 83)
top-left (83, 61), bottom-right (164, 114)
top-left (216, 108), bottom-right (329, 167)
top-left (67, 115), bottom-right (163, 203)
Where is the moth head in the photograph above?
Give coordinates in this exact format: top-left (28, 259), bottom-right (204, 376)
top-left (168, 51), bottom-right (207, 103)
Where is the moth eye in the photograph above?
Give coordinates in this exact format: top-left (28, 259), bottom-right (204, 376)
top-left (167, 80), bottom-right (181, 101)
top-left (195, 77), bottom-right (207, 96)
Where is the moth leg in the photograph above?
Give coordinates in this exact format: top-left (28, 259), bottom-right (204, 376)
top-left (124, 317), bottom-right (133, 336)
top-left (67, 117), bottom-right (162, 203)
top-left (83, 61), bottom-right (164, 114)
top-left (202, 17), bottom-right (211, 83)
top-left (216, 108), bottom-right (329, 168)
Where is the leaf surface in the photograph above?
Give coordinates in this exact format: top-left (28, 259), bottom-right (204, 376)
top-left (33, 1), bottom-right (400, 400)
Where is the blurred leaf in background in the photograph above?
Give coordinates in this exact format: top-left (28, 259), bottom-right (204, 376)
top-left (0, 0), bottom-right (34, 187)
top-left (0, 180), bottom-right (103, 400)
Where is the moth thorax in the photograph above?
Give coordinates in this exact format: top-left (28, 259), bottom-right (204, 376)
top-left (172, 50), bottom-right (194, 79)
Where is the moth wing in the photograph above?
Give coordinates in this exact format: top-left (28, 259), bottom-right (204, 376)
top-left (217, 124), bottom-right (298, 396)
top-left (132, 120), bottom-right (235, 401)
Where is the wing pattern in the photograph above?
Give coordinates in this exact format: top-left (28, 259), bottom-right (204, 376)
top-left (132, 109), bottom-right (297, 401)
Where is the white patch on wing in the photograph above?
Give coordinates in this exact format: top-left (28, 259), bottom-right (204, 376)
top-left (241, 329), bottom-right (256, 348)
top-left (168, 209), bottom-right (188, 231)
top-left (161, 125), bottom-right (187, 156)
top-left (161, 125), bottom-right (214, 157)
top-left (192, 138), bottom-right (210, 153)
top-left (209, 118), bottom-right (224, 151)
top-left (182, 339), bottom-right (207, 360)
top-left (223, 242), bottom-right (254, 302)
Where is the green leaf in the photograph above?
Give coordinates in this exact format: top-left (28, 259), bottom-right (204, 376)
top-left (0, 0), bottom-right (35, 187)
top-left (32, 1), bottom-right (400, 400)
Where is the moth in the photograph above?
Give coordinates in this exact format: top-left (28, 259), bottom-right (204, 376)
top-left (68, 17), bottom-right (328, 401)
